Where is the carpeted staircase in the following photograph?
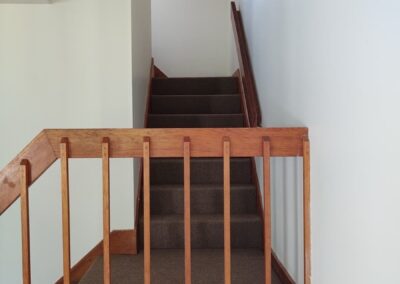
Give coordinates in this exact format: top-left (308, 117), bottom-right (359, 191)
top-left (79, 77), bottom-right (281, 284)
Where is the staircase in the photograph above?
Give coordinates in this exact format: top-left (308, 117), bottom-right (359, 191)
top-left (79, 77), bottom-right (281, 283)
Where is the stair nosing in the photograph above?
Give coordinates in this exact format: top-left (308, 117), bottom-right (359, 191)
top-left (148, 113), bottom-right (243, 117)
top-left (151, 94), bottom-right (240, 97)
top-left (150, 184), bottom-right (256, 190)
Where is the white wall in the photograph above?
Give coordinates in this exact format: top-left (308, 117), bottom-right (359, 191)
top-left (0, 1), bottom-right (134, 283)
top-left (151, 0), bottom-right (234, 77)
top-left (238, 0), bottom-right (400, 283)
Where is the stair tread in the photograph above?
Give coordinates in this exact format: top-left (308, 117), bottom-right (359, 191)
top-left (148, 113), bottom-right (244, 128)
top-left (143, 214), bottom-right (261, 222)
top-left (79, 249), bottom-right (282, 284)
top-left (151, 184), bottom-right (255, 190)
top-left (149, 113), bottom-right (243, 117)
top-left (152, 94), bottom-right (240, 97)
top-left (152, 77), bottom-right (239, 95)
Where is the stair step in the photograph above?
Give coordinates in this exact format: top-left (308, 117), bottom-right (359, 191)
top-left (152, 77), bottom-right (239, 95)
top-left (148, 114), bottom-right (244, 128)
top-left (150, 94), bottom-right (241, 114)
top-left (139, 214), bottom-right (262, 249)
top-left (78, 250), bottom-right (282, 284)
top-left (151, 184), bottom-right (257, 215)
top-left (150, 158), bottom-right (252, 184)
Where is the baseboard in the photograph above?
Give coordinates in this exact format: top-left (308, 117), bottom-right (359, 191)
top-left (154, 65), bottom-right (168, 78)
top-left (272, 251), bottom-right (296, 284)
top-left (110, 229), bottom-right (136, 255)
top-left (55, 229), bottom-right (136, 284)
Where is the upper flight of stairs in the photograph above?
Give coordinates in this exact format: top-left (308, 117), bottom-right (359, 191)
top-left (148, 77), bottom-right (245, 128)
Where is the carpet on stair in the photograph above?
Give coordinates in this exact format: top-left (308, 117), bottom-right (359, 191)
top-left (79, 249), bottom-right (282, 284)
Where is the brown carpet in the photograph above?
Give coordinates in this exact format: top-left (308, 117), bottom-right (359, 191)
top-left (79, 249), bottom-right (281, 284)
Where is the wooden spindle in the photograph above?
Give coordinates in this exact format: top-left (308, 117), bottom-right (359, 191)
top-left (262, 138), bottom-right (271, 284)
top-left (20, 160), bottom-right (31, 284)
top-left (143, 137), bottom-right (151, 284)
top-left (102, 138), bottom-right (111, 284)
top-left (223, 137), bottom-right (231, 284)
top-left (60, 138), bottom-right (71, 284)
top-left (303, 137), bottom-right (311, 284)
top-left (183, 137), bottom-right (191, 284)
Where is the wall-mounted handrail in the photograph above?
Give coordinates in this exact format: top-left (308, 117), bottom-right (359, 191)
top-left (231, 1), bottom-right (262, 127)
top-left (0, 127), bottom-right (310, 284)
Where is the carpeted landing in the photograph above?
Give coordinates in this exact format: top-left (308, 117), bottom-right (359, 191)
top-left (79, 249), bottom-right (281, 284)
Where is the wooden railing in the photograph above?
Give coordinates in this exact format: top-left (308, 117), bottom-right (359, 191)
top-left (231, 1), bottom-right (262, 127)
top-left (0, 128), bottom-right (310, 284)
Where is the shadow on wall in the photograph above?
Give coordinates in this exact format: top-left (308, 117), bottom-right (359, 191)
top-left (256, 156), bottom-right (304, 284)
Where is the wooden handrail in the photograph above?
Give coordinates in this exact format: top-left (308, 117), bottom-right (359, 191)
top-left (231, 1), bottom-right (262, 127)
top-left (0, 128), bottom-right (307, 216)
top-left (0, 127), bottom-right (310, 284)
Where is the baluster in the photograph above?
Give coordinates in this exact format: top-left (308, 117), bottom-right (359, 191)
top-left (20, 160), bottom-right (31, 284)
top-left (183, 137), bottom-right (191, 284)
top-left (303, 137), bottom-right (311, 284)
top-left (102, 138), bottom-right (111, 284)
top-left (223, 137), bottom-right (231, 284)
top-left (263, 138), bottom-right (271, 284)
top-left (60, 138), bottom-right (71, 283)
top-left (143, 137), bottom-right (151, 284)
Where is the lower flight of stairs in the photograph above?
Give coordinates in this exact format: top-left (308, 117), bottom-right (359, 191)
top-left (79, 77), bottom-right (280, 284)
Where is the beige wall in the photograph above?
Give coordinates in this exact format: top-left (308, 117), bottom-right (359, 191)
top-left (0, 1), bottom-right (136, 282)
top-left (151, 0), bottom-right (235, 77)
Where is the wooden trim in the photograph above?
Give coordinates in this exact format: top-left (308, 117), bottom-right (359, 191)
top-left (223, 138), bottom-right (231, 284)
top-left (60, 138), bottom-right (71, 284)
top-left (303, 137), bottom-right (311, 284)
top-left (233, 69), bottom-right (251, 128)
top-left (110, 229), bottom-right (136, 255)
top-left (231, 2), bottom-right (262, 127)
top-left (102, 138), bottom-right (111, 284)
top-left (55, 229), bottom-right (136, 284)
top-left (143, 137), bottom-right (151, 284)
top-left (263, 138), bottom-right (271, 284)
top-left (271, 251), bottom-right (296, 284)
top-left (0, 131), bottom-right (57, 215)
top-left (154, 65), bottom-right (168, 78)
top-left (183, 137), bottom-right (192, 284)
top-left (55, 241), bottom-right (102, 284)
top-left (20, 160), bottom-right (31, 284)
top-left (44, 128), bottom-right (307, 158)
top-left (144, 58), bottom-right (155, 128)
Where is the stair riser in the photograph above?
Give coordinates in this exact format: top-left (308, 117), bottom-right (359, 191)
top-left (148, 115), bottom-right (244, 128)
top-left (151, 187), bottom-right (257, 215)
top-left (139, 219), bottom-right (262, 249)
top-left (152, 78), bottom-right (239, 95)
top-left (150, 159), bottom-right (252, 184)
top-left (151, 95), bottom-right (241, 114)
